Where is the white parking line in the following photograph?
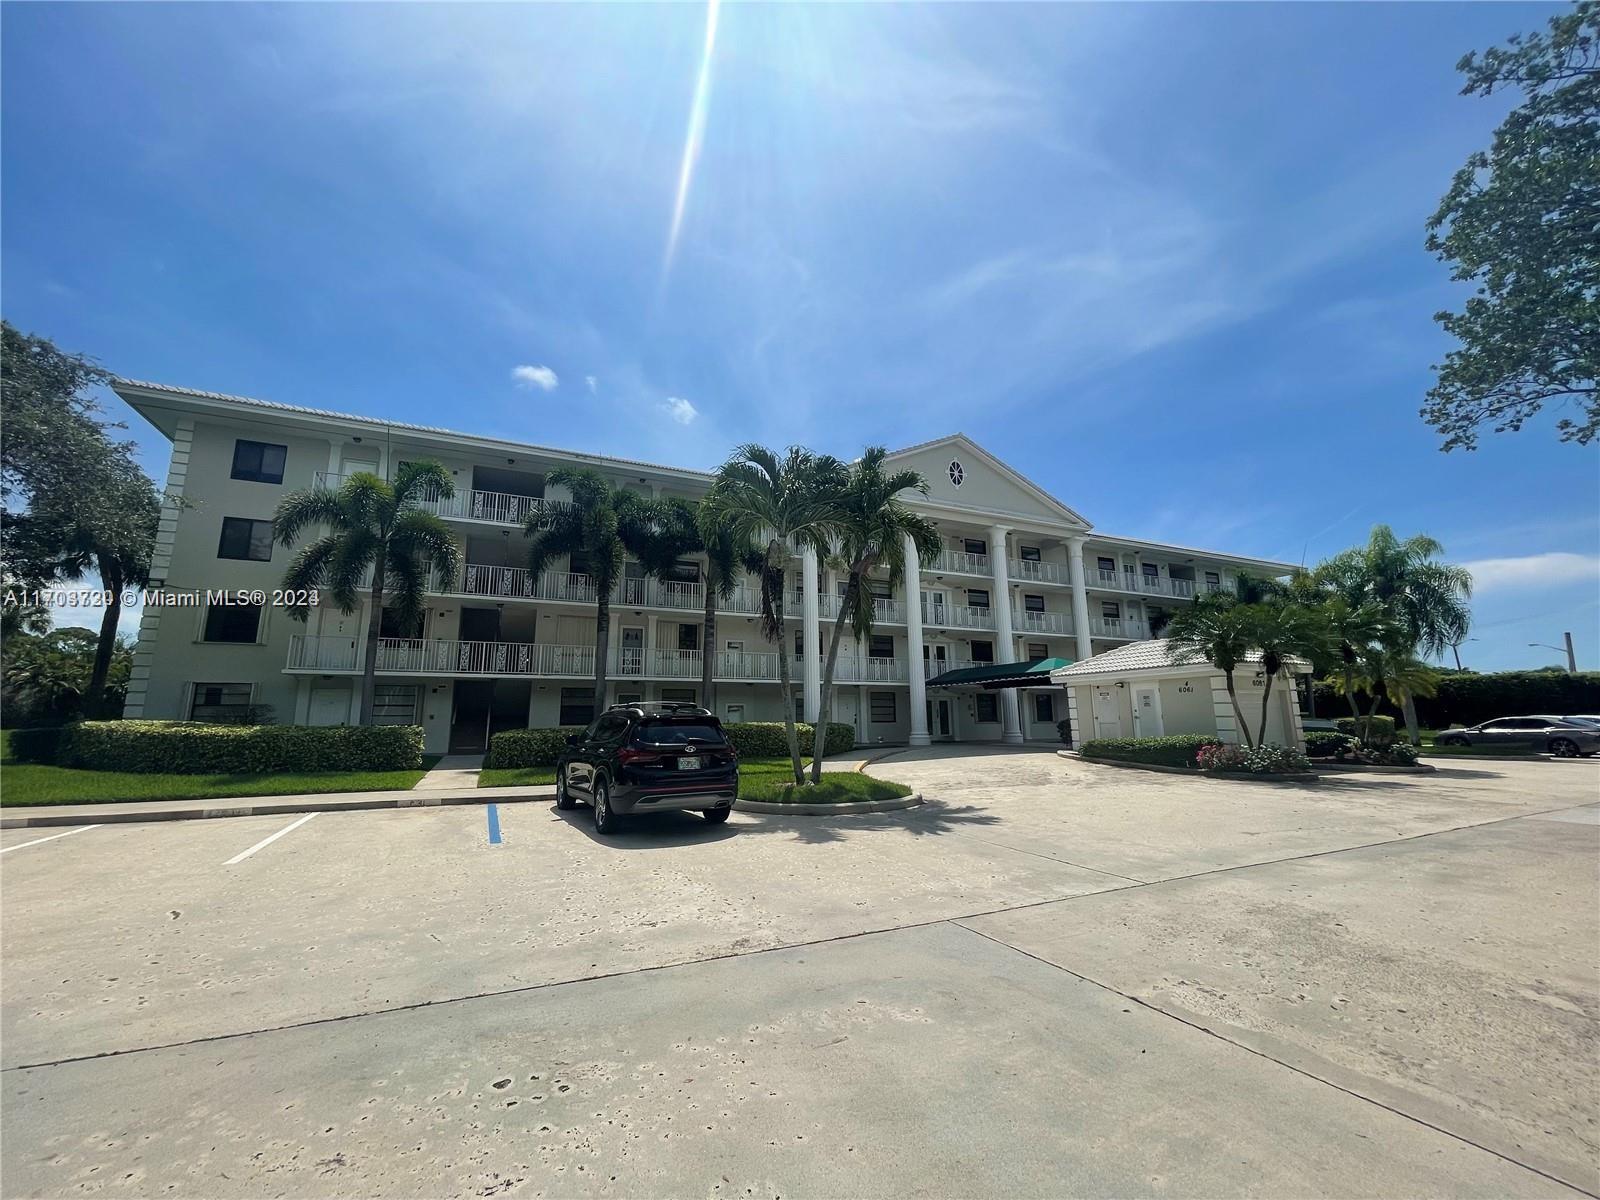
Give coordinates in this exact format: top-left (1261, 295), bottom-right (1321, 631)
top-left (1, 825), bottom-right (104, 854)
top-left (223, 812), bottom-right (320, 865)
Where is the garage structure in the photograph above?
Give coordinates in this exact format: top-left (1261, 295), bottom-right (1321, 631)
top-left (1050, 640), bottom-right (1310, 749)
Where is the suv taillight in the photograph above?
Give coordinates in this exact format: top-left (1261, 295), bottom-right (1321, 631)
top-left (617, 747), bottom-right (662, 765)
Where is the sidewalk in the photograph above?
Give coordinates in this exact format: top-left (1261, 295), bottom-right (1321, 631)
top-left (0, 783), bottom-right (555, 830)
top-left (412, 753), bottom-right (485, 789)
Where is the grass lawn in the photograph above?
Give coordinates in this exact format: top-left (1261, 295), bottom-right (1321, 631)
top-left (0, 738), bottom-right (443, 807)
top-left (478, 756), bottom-right (912, 804)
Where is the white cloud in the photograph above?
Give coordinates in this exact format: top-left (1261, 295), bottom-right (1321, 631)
top-left (660, 396), bottom-right (698, 425)
top-left (510, 364), bottom-right (558, 391)
top-left (1461, 553), bottom-right (1600, 592)
top-left (585, 375), bottom-right (597, 394)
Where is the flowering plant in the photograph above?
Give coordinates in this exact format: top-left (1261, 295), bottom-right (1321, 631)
top-left (1198, 742), bottom-right (1311, 774)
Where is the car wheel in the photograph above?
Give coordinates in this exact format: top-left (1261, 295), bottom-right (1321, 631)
top-left (555, 768), bottom-right (576, 810)
top-left (1549, 737), bottom-right (1579, 758)
top-left (1438, 735), bottom-right (1470, 748)
top-left (703, 806), bottom-right (731, 825)
top-left (592, 777), bottom-right (618, 834)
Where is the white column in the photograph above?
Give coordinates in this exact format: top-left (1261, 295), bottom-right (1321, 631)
top-left (801, 547), bottom-right (821, 721)
top-left (904, 532), bottom-right (930, 745)
top-left (989, 524), bottom-right (1023, 744)
top-left (1066, 536), bottom-right (1094, 663)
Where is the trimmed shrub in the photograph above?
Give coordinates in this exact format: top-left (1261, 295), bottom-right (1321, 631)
top-left (8, 726), bottom-right (66, 764)
top-left (1201, 742), bottom-right (1312, 774)
top-left (485, 721), bottom-right (855, 769)
top-left (486, 727), bottom-right (585, 769)
top-left (1080, 734), bottom-right (1215, 768)
top-left (55, 721), bottom-right (423, 774)
top-left (1351, 742), bottom-right (1419, 766)
top-left (1305, 731), bottom-right (1357, 759)
top-left (1335, 715), bottom-right (1396, 746)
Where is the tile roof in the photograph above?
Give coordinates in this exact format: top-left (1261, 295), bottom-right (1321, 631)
top-left (1050, 639), bottom-right (1309, 679)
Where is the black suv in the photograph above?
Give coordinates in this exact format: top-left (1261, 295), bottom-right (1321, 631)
top-left (555, 702), bottom-right (738, 833)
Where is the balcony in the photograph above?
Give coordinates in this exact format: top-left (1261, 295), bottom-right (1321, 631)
top-left (833, 656), bottom-right (908, 683)
top-left (921, 601), bottom-right (996, 631)
top-left (928, 548), bottom-right (991, 576)
top-left (1091, 567), bottom-right (1199, 600)
top-left (783, 592), bottom-right (841, 620)
top-left (314, 472), bottom-right (567, 527)
top-left (1009, 558), bottom-right (1067, 585)
top-left (1013, 609), bottom-right (1071, 636)
top-left (1088, 617), bottom-right (1148, 640)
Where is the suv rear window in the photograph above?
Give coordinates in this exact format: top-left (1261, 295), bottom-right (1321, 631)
top-left (634, 719), bottom-right (727, 746)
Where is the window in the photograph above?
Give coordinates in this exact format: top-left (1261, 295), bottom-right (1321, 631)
top-left (593, 714), bottom-right (630, 744)
top-left (217, 517), bottom-right (274, 562)
top-left (1024, 594), bottom-right (1045, 613)
top-left (970, 640), bottom-right (994, 663)
top-left (636, 719), bottom-right (725, 745)
top-left (1142, 562), bottom-right (1160, 581)
top-left (202, 601), bottom-right (262, 644)
top-left (1027, 642), bottom-right (1049, 660)
top-left (1020, 545), bottom-right (1041, 562)
top-left (794, 629), bottom-right (804, 656)
top-left (1205, 571), bottom-right (1221, 590)
top-left (559, 687), bottom-right (594, 726)
top-left (666, 559), bottom-right (702, 583)
top-left (231, 439), bottom-right (287, 485)
top-left (794, 695), bottom-right (804, 721)
top-left (677, 624), bottom-right (700, 651)
top-left (870, 692), bottom-right (897, 723)
top-left (1101, 601), bottom-right (1121, 619)
top-left (373, 685), bottom-right (420, 726)
top-left (661, 687), bottom-right (696, 704)
top-left (724, 703), bottom-right (745, 723)
top-left (962, 537), bottom-right (987, 557)
top-left (975, 693), bottom-right (999, 723)
top-left (1097, 556), bottom-right (1116, 574)
top-left (948, 460), bottom-right (964, 487)
top-left (568, 550), bottom-right (593, 577)
top-left (966, 588), bottom-right (990, 610)
top-left (190, 682), bottom-right (252, 722)
top-left (868, 634), bottom-right (895, 659)
top-left (380, 607), bottom-right (425, 639)
top-left (615, 692), bottom-right (642, 705)
top-left (867, 578), bottom-right (893, 599)
top-left (1034, 694), bottom-right (1055, 723)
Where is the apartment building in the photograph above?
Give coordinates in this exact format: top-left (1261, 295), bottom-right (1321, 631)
top-left (115, 381), bottom-right (1296, 753)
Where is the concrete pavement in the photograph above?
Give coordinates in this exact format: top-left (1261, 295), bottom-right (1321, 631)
top-left (2, 748), bottom-right (1595, 1197)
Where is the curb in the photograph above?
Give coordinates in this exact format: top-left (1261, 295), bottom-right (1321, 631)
top-left (735, 793), bottom-right (923, 816)
top-left (0, 789), bottom-right (557, 830)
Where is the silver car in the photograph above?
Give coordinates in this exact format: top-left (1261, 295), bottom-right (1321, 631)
top-left (1435, 716), bottom-right (1600, 757)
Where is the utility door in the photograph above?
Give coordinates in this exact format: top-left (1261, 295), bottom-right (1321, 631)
top-left (1091, 686), bottom-right (1123, 740)
top-left (1132, 685), bottom-right (1164, 737)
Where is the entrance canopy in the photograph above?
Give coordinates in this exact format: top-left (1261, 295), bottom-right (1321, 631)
top-left (927, 658), bottom-right (1071, 690)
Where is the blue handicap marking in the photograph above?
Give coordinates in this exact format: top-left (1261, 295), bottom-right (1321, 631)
top-left (486, 803), bottom-right (503, 845)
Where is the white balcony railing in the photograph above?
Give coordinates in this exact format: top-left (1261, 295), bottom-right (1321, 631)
top-left (833, 657), bottom-right (908, 683)
top-left (286, 634), bottom-right (359, 671)
top-left (1169, 578), bottom-right (1196, 599)
top-left (1009, 558), bottom-right (1066, 585)
top-left (930, 549), bottom-right (990, 576)
top-left (871, 597), bottom-right (905, 624)
top-left (1088, 617), bottom-right (1147, 640)
top-left (716, 650), bottom-right (782, 681)
top-left (1013, 609), bottom-right (1071, 635)
top-left (784, 592), bottom-right (840, 620)
top-left (314, 472), bottom-right (568, 527)
top-left (922, 601), bottom-right (996, 631)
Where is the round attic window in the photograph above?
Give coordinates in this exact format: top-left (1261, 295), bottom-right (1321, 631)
top-left (948, 459), bottom-right (965, 487)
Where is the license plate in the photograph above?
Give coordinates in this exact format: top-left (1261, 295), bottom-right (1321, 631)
top-left (677, 756), bottom-right (701, 770)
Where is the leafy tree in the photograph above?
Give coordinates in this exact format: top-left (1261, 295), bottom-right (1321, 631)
top-left (1424, 3), bottom-right (1599, 449)
top-left (701, 445), bottom-right (845, 785)
top-left (522, 468), bottom-right (671, 716)
top-left (1165, 593), bottom-right (1258, 747)
top-left (275, 463), bottom-right (461, 725)
top-left (812, 448), bottom-right (939, 784)
top-left (0, 320), bottom-right (113, 509)
top-left (1316, 525), bottom-right (1472, 744)
top-left (2, 627), bottom-right (132, 725)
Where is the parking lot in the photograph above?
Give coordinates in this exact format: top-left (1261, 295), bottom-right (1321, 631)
top-left (3, 747), bottom-right (1597, 1198)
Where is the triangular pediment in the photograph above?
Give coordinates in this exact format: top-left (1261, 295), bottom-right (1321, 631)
top-left (885, 434), bottom-right (1091, 528)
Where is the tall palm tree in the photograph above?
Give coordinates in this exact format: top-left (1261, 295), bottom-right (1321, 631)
top-left (276, 462), bottom-right (461, 725)
top-left (1166, 593), bottom-right (1258, 747)
top-left (523, 468), bottom-right (668, 716)
top-left (701, 445), bottom-right (845, 786)
top-left (1315, 595), bottom-right (1399, 739)
top-left (641, 497), bottom-right (755, 713)
top-left (1317, 525), bottom-right (1472, 745)
top-left (812, 448), bottom-right (940, 784)
top-left (1242, 598), bottom-right (1331, 748)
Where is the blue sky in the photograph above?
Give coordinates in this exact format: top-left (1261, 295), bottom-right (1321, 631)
top-left (4, 2), bottom-right (1596, 669)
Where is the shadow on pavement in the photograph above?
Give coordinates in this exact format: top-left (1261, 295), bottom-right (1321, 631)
top-left (550, 804), bottom-right (739, 848)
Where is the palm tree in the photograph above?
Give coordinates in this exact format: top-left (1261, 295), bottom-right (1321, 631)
top-left (275, 462), bottom-right (461, 725)
top-left (1380, 653), bottom-right (1442, 726)
top-left (701, 445), bottom-right (845, 786)
top-left (642, 497), bottom-right (755, 713)
top-left (1242, 598), bottom-right (1331, 748)
top-left (1317, 526), bottom-right (1472, 745)
top-left (1315, 596), bottom-right (1398, 739)
top-left (812, 448), bottom-right (940, 784)
top-left (1166, 593), bottom-right (1258, 747)
top-left (523, 468), bottom-right (668, 716)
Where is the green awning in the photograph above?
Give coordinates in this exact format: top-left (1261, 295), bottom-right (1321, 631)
top-left (927, 657), bottom-right (1073, 689)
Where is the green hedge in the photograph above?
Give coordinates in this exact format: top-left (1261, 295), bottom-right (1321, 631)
top-left (8, 726), bottom-right (66, 764)
top-left (1312, 671), bottom-right (1600, 729)
top-left (485, 720), bottom-right (856, 769)
top-left (1080, 735), bottom-right (1216, 768)
top-left (54, 721), bottom-right (423, 774)
top-left (1304, 731), bottom-right (1357, 758)
top-left (1335, 715), bottom-right (1395, 746)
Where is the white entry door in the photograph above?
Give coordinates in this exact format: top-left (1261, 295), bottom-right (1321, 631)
top-left (309, 689), bottom-right (349, 727)
top-left (1132, 685), bottom-right (1164, 737)
top-left (921, 589), bottom-right (948, 628)
top-left (1091, 686), bottom-right (1123, 739)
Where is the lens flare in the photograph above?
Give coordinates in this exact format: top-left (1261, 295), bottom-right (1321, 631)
top-left (663, 0), bottom-right (720, 281)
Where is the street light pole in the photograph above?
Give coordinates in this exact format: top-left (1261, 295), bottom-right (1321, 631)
top-left (1528, 634), bottom-right (1578, 673)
